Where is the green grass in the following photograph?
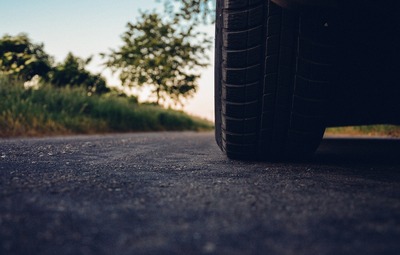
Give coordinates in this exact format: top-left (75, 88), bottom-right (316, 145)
top-left (0, 76), bottom-right (213, 137)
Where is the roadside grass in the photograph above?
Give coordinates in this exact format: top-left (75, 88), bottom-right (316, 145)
top-left (326, 125), bottom-right (400, 137)
top-left (0, 77), bottom-right (213, 137)
top-left (4, 76), bottom-right (398, 139)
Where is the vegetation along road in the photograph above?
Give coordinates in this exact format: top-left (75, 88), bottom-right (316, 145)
top-left (1, 132), bottom-right (399, 255)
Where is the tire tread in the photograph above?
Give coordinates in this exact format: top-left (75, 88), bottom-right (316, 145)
top-left (215, 0), bottom-right (333, 160)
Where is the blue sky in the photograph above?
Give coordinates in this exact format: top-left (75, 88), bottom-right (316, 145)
top-left (0, 0), bottom-right (215, 120)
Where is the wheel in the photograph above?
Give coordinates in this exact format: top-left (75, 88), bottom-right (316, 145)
top-left (215, 0), bottom-right (336, 160)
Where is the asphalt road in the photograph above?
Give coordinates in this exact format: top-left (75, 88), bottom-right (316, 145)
top-left (1, 132), bottom-right (399, 255)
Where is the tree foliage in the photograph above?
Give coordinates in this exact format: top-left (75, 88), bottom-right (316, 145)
top-left (0, 34), bottom-right (110, 95)
top-left (0, 33), bottom-right (53, 81)
top-left (160, 0), bottom-right (215, 24)
top-left (50, 53), bottom-right (109, 95)
top-left (103, 12), bottom-right (210, 106)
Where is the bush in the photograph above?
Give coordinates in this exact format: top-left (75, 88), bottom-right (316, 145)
top-left (0, 76), bottom-right (213, 137)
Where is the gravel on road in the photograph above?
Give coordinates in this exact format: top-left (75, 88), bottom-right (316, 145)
top-left (1, 132), bottom-right (399, 255)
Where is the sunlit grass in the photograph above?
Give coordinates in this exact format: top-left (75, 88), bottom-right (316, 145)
top-left (0, 76), bottom-right (213, 137)
top-left (326, 125), bottom-right (400, 137)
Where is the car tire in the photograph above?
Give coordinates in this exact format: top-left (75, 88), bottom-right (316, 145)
top-left (215, 0), bottom-right (335, 160)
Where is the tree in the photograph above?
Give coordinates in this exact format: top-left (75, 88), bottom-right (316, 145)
top-left (0, 33), bottom-right (53, 81)
top-left (103, 12), bottom-right (210, 106)
top-left (50, 53), bottom-right (110, 95)
top-left (160, 0), bottom-right (216, 24)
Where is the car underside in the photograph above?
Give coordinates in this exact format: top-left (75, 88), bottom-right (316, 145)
top-left (271, 0), bottom-right (337, 9)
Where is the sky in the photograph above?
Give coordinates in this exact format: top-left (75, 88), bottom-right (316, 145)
top-left (0, 0), bottom-right (215, 121)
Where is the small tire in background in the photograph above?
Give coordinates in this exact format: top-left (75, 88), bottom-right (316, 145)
top-left (215, 0), bottom-right (336, 160)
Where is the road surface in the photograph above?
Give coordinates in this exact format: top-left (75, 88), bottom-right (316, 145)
top-left (1, 132), bottom-right (399, 255)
